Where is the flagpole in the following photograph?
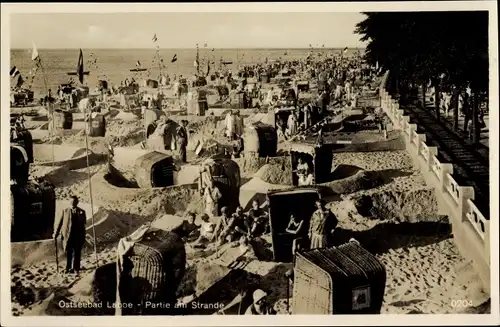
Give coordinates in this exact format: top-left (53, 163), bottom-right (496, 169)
top-left (35, 56), bottom-right (56, 171)
top-left (196, 43), bottom-right (200, 76)
top-left (79, 50), bottom-right (99, 269)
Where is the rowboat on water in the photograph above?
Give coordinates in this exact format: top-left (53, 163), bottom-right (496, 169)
top-left (130, 68), bottom-right (148, 72)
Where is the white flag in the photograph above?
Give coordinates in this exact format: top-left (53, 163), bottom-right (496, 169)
top-left (31, 41), bottom-right (39, 61)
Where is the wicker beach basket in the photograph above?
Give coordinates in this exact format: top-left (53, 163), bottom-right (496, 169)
top-left (118, 229), bottom-right (187, 315)
top-left (292, 241), bottom-right (386, 314)
top-left (11, 179), bottom-right (56, 242)
top-left (134, 151), bottom-right (175, 188)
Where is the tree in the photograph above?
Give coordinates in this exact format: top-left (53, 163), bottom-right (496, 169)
top-left (355, 11), bottom-right (489, 143)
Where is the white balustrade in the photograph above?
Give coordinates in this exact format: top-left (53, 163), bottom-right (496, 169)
top-left (412, 129), bottom-right (419, 145)
top-left (445, 173), bottom-right (460, 204)
top-left (466, 199), bottom-right (489, 242)
top-left (378, 73), bottom-right (489, 260)
top-left (431, 155), bottom-right (441, 179)
top-left (419, 139), bottom-right (429, 161)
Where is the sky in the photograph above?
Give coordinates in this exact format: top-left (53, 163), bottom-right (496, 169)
top-left (10, 12), bottom-right (367, 49)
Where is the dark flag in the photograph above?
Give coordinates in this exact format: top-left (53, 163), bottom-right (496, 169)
top-left (171, 54), bottom-right (177, 63)
top-left (10, 66), bottom-right (20, 77)
top-left (77, 49), bottom-right (84, 84)
top-left (16, 75), bottom-right (24, 88)
top-left (152, 33), bottom-right (158, 42)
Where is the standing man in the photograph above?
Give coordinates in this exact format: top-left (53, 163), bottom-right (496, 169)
top-left (308, 199), bottom-right (338, 249)
top-left (176, 120), bottom-right (189, 163)
top-left (234, 111), bottom-right (244, 138)
top-left (53, 196), bottom-right (87, 274)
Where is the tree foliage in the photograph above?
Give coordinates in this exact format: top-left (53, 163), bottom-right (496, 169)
top-left (355, 11), bottom-right (489, 142)
top-left (355, 11), bottom-right (489, 93)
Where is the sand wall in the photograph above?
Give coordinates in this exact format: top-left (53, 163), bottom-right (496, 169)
top-left (33, 144), bottom-right (104, 169)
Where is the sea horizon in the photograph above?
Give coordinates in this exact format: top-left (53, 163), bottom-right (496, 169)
top-left (11, 47), bottom-right (365, 51)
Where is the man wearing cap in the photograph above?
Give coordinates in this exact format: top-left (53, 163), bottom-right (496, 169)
top-left (53, 196), bottom-right (87, 274)
top-left (244, 289), bottom-right (276, 315)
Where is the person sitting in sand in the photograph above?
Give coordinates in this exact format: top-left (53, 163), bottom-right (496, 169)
top-left (172, 211), bottom-right (199, 239)
top-left (232, 135), bottom-right (244, 159)
top-left (295, 157), bottom-right (313, 186)
top-left (192, 214), bottom-right (217, 248)
top-left (244, 289), bottom-right (277, 315)
top-left (227, 236), bottom-right (258, 269)
top-left (214, 206), bottom-right (230, 242)
top-left (218, 206), bottom-right (250, 245)
top-left (285, 214), bottom-right (305, 256)
top-left (246, 199), bottom-right (269, 237)
top-left (276, 118), bottom-right (287, 140)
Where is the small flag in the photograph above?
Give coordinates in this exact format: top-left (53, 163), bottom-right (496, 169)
top-left (77, 49), bottom-right (84, 84)
top-left (31, 41), bottom-right (40, 61)
top-left (152, 33), bottom-right (158, 42)
top-left (343, 47), bottom-right (348, 54)
top-left (136, 60), bottom-right (141, 67)
top-left (171, 54), bottom-right (178, 63)
top-left (10, 66), bottom-right (20, 78)
top-left (16, 75), bottom-right (24, 88)
top-left (194, 60), bottom-right (198, 68)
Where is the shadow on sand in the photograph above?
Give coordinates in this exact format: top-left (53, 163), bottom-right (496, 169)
top-left (331, 221), bottom-right (452, 255)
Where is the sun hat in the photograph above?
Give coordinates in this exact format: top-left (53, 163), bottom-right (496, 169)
top-left (253, 289), bottom-right (268, 304)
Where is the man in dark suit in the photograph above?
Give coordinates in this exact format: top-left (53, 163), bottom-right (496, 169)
top-left (53, 196), bottom-right (87, 274)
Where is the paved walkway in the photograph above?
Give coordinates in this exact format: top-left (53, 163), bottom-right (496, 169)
top-left (401, 104), bottom-right (490, 218)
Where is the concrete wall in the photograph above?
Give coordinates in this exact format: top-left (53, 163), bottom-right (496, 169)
top-left (379, 72), bottom-right (491, 293)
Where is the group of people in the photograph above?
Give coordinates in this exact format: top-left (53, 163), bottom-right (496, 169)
top-left (285, 199), bottom-right (339, 255)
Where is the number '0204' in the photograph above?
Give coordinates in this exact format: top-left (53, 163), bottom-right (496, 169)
top-left (451, 300), bottom-right (473, 307)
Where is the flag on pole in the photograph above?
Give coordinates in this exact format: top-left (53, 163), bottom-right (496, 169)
top-left (343, 47), bottom-right (348, 54)
top-left (10, 66), bottom-right (20, 78)
top-left (77, 49), bottom-right (84, 84)
top-left (152, 33), bottom-right (158, 42)
top-left (31, 41), bottom-right (40, 61)
top-left (136, 60), bottom-right (141, 67)
top-left (16, 75), bottom-right (24, 88)
top-left (171, 54), bottom-right (177, 63)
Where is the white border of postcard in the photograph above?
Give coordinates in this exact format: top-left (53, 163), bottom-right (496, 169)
top-left (1, 1), bottom-right (499, 326)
